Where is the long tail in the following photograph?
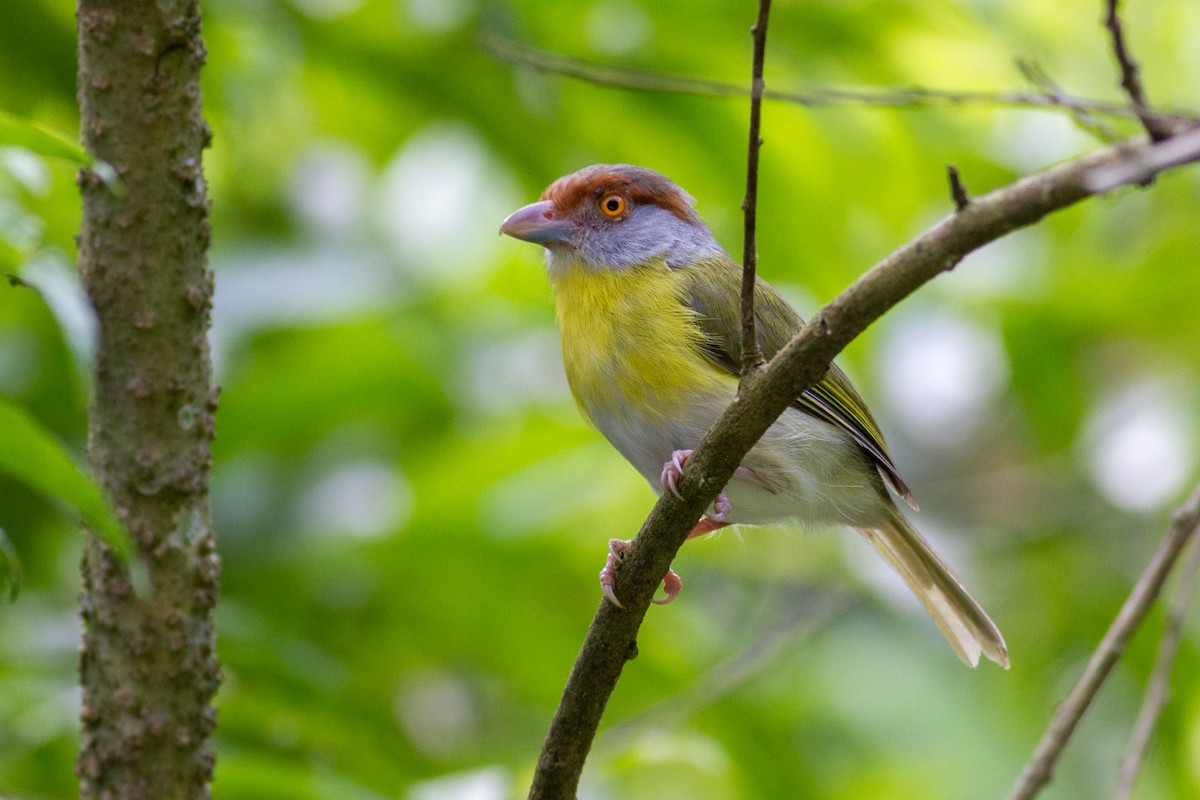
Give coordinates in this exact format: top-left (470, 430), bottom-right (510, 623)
top-left (857, 506), bottom-right (1009, 669)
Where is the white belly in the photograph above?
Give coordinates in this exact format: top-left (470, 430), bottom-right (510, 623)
top-left (590, 396), bottom-right (889, 529)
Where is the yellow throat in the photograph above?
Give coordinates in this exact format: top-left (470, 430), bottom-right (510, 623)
top-left (550, 259), bottom-right (729, 425)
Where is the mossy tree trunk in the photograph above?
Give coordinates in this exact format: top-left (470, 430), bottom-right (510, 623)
top-left (76, 0), bottom-right (220, 797)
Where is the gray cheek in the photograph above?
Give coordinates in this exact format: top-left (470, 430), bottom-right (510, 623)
top-left (578, 208), bottom-right (726, 271)
top-left (588, 226), bottom-right (662, 269)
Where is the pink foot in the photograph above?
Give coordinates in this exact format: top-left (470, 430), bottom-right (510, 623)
top-left (599, 538), bottom-right (684, 608)
top-left (660, 449), bottom-right (692, 499)
top-left (655, 568), bottom-right (683, 605)
top-left (711, 491), bottom-right (731, 521)
top-left (599, 538), bottom-right (629, 608)
top-left (660, 449), bottom-right (732, 521)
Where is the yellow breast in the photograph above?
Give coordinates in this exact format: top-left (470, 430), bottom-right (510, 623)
top-left (551, 260), bottom-right (728, 425)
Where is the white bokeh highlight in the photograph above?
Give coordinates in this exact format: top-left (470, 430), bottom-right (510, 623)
top-left (949, 228), bottom-right (1049, 300)
top-left (299, 460), bottom-right (413, 539)
top-left (585, 0), bottom-right (653, 55)
top-left (376, 124), bottom-right (518, 282)
top-left (405, 767), bottom-right (510, 800)
top-left (462, 329), bottom-right (568, 414)
top-left (395, 670), bottom-right (482, 761)
top-left (407, 0), bottom-right (472, 32)
top-left (0, 147), bottom-right (51, 194)
top-left (209, 244), bottom-right (400, 374)
top-left (989, 112), bottom-right (1096, 173)
top-left (288, 142), bottom-right (372, 236)
top-left (878, 311), bottom-right (1010, 442)
top-left (1083, 380), bottom-right (1197, 512)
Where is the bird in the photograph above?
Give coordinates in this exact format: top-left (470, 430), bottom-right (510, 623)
top-left (499, 164), bottom-right (1008, 669)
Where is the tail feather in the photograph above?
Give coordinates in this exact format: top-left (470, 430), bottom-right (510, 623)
top-left (857, 507), bottom-right (1009, 669)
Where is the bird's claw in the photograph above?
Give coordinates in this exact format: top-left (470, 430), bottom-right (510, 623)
top-left (602, 451), bottom-right (724, 606)
top-left (660, 449), bottom-right (692, 500)
top-left (599, 539), bottom-right (629, 608)
top-left (661, 449), bottom-right (732, 522)
top-left (599, 538), bottom-right (684, 608)
top-left (652, 568), bottom-right (683, 605)
top-left (710, 491), bottom-right (731, 521)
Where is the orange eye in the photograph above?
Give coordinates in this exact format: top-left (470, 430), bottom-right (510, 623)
top-left (599, 194), bottom-right (626, 217)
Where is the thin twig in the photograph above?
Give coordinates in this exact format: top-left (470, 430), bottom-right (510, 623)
top-left (528, 136), bottom-right (1200, 800)
top-left (1113, 529), bottom-right (1200, 800)
top-left (1103, 0), bottom-right (1173, 141)
top-left (1017, 58), bottom-right (1119, 141)
top-left (946, 165), bottom-right (970, 212)
top-left (483, 33), bottom-right (1199, 127)
top-left (738, 0), bottom-right (771, 376)
top-left (1007, 482), bottom-right (1200, 800)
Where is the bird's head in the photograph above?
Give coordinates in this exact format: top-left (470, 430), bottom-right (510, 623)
top-left (500, 164), bottom-right (726, 275)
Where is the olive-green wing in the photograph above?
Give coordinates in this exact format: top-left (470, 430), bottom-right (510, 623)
top-left (679, 258), bottom-right (917, 508)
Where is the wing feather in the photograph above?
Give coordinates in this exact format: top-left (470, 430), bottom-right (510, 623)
top-left (680, 257), bottom-right (916, 508)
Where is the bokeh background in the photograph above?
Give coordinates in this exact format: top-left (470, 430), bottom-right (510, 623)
top-left (2, 0), bottom-right (1200, 798)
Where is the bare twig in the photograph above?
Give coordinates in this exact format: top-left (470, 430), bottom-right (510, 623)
top-left (528, 136), bottom-right (1200, 800)
top-left (484, 33), bottom-right (1199, 127)
top-left (1017, 58), bottom-right (1119, 141)
top-left (1113, 529), bottom-right (1200, 800)
top-left (946, 165), bottom-right (970, 211)
top-left (738, 0), bottom-right (771, 376)
top-left (1103, 0), bottom-right (1173, 141)
top-left (1007, 482), bottom-right (1200, 800)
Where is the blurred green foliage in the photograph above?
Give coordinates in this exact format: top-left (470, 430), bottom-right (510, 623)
top-left (0, 398), bottom-right (133, 563)
top-left (2, 1), bottom-right (1199, 798)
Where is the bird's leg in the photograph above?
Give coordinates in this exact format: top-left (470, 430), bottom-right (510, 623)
top-left (599, 539), bottom-right (633, 609)
top-left (600, 451), bottom-right (737, 608)
top-left (601, 539), bottom-right (683, 608)
top-left (660, 449), bottom-right (732, 517)
top-left (600, 522), bottom-right (720, 609)
top-left (661, 448), bottom-right (759, 521)
top-left (687, 516), bottom-right (729, 539)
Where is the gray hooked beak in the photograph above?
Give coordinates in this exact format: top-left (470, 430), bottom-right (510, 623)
top-left (499, 200), bottom-right (573, 246)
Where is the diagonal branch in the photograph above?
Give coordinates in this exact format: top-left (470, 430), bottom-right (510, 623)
top-left (739, 0), bottom-right (771, 376)
top-left (1103, 0), bottom-right (1173, 141)
top-left (527, 130), bottom-right (1200, 800)
top-left (1086, 125), bottom-right (1200, 191)
top-left (1007, 482), bottom-right (1200, 800)
top-left (1112, 525), bottom-right (1200, 800)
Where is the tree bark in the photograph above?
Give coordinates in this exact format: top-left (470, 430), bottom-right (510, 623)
top-left (76, 1), bottom-right (219, 798)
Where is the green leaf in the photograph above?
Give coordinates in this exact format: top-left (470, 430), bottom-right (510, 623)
top-left (0, 396), bottom-right (135, 563)
top-left (0, 527), bottom-right (19, 603)
top-left (0, 236), bottom-right (22, 271)
top-left (0, 109), bottom-right (91, 165)
top-left (0, 109), bottom-right (91, 164)
top-left (0, 109), bottom-right (119, 187)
